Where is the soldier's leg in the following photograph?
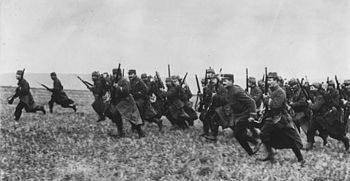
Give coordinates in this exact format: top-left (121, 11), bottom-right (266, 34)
top-left (234, 120), bottom-right (257, 156)
top-left (49, 99), bottom-right (54, 113)
top-left (305, 117), bottom-right (321, 150)
top-left (184, 105), bottom-right (198, 126)
top-left (14, 101), bottom-right (26, 120)
top-left (199, 111), bottom-right (209, 136)
top-left (328, 133), bottom-right (349, 151)
top-left (111, 112), bottom-right (125, 137)
top-left (130, 122), bottom-right (145, 138)
top-left (258, 123), bottom-right (275, 161)
top-left (204, 113), bottom-right (219, 141)
top-left (61, 103), bottom-right (77, 112)
top-left (289, 139), bottom-right (304, 162)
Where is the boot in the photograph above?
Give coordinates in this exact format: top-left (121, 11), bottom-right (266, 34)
top-left (40, 106), bottom-right (46, 114)
top-left (155, 118), bottom-right (163, 132)
top-left (342, 137), bottom-right (349, 151)
top-left (303, 142), bottom-right (313, 151)
top-left (72, 105), bottom-right (77, 112)
top-left (257, 144), bottom-right (274, 162)
top-left (97, 115), bottom-right (106, 122)
top-left (321, 135), bottom-right (328, 146)
top-left (136, 125), bottom-right (145, 138)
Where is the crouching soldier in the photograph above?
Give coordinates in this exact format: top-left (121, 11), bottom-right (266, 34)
top-left (8, 70), bottom-right (46, 121)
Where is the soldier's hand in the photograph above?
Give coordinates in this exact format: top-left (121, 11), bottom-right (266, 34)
top-left (307, 100), bottom-right (312, 105)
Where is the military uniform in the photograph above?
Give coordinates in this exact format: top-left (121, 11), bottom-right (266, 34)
top-left (305, 82), bottom-right (349, 151)
top-left (129, 70), bottom-right (162, 131)
top-left (9, 70), bottom-right (46, 120)
top-left (48, 72), bottom-right (76, 113)
top-left (259, 73), bottom-right (303, 162)
top-left (90, 71), bottom-right (108, 122)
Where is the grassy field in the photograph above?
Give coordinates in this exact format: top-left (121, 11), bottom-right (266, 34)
top-left (1, 86), bottom-right (350, 180)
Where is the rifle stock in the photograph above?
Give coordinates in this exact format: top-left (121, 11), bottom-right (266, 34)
top-left (77, 75), bottom-right (93, 90)
top-left (245, 68), bottom-right (249, 92)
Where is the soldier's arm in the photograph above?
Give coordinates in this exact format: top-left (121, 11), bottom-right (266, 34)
top-left (236, 90), bottom-right (257, 117)
top-left (18, 80), bottom-right (30, 95)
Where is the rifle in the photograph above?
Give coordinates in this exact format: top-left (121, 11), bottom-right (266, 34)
top-left (155, 71), bottom-right (165, 89)
top-left (180, 72), bottom-right (188, 86)
top-left (39, 82), bottom-right (53, 92)
top-left (168, 64), bottom-right (171, 78)
top-left (297, 78), bottom-right (313, 103)
top-left (8, 68), bottom-right (26, 104)
top-left (245, 68), bottom-right (249, 92)
top-left (194, 74), bottom-right (201, 109)
top-left (335, 75), bottom-right (345, 99)
top-left (264, 67), bottom-right (268, 95)
top-left (76, 75), bottom-right (93, 90)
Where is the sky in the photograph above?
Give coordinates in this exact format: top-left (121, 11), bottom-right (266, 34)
top-left (0, 0), bottom-right (349, 82)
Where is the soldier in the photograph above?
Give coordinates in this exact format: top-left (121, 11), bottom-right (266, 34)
top-left (248, 77), bottom-right (263, 109)
top-left (164, 75), bottom-right (190, 129)
top-left (180, 77), bottom-right (198, 126)
top-left (89, 71), bottom-right (108, 122)
top-left (129, 70), bottom-right (162, 131)
top-left (210, 74), bottom-right (261, 156)
top-left (107, 68), bottom-right (145, 138)
top-left (48, 72), bottom-right (76, 113)
top-left (258, 72), bottom-right (304, 163)
top-left (341, 80), bottom-right (350, 133)
top-left (8, 70), bottom-right (46, 121)
top-left (304, 82), bottom-right (349, 151)
top-left (287, 78), bottom-right (311, 134)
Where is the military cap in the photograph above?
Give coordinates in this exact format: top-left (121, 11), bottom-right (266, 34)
top-left (50, 72), bottom-right (56, 76)
top-left (16, 70), bottom-right (24, 76)
top-left (311, 82), bottom-right (322, 89)
top-left (171, 75), bottom-right (180, 80)
top-left (344, 79), bottom-right (350, 85)
top-left (141, 73), bottom-right (147, 79)
top-left (248, 77), bottom-right (256, 83)
top-left (92, 71), bottom-right (100, 77)
top-left (288, 78), bottom-right (298, 86)
top-left (222, 74), bottom-right (234, 81)
top-left (112, 68), bottom-right (120, 74)
top-left (128, 69), bottom-right (136, 75)
top-left (165, 77), bottom-right (172, 82)
top-left (206, 68), bottom-right (215, 74)
top-left (267, 72), bottom-right (278, 79)
top-left (328, 80), bottom-right (335, 85)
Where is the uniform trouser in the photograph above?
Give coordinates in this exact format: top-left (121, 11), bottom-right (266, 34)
top-left (261, 123), bottom-right (303, 161)
top-left (233, 116), bottom-right (258, 155)
top-left (15, 101), bottom-right (42, 120)
top-left (49, 99), bottom-right (75, 111)
top-left (307, 116), bottom-right (346, 143)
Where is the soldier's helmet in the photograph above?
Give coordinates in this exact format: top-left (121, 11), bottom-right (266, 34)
top-left (288, 78), bottom-right (298, 86)
top-left (248, 77), bottom-right (256, 84)
top-left (311, 82), bottom-right (322, 89)
top-left (206, 68), bottom-right (215, 74)
top-left (344, 79), bottom-right (350, 85)
top-left (165, 77), bottom-right (172, 82)
top-left (141, 73), bottom-right (148, 79)
top-left (92, 71), bottom-right (100, 79)
top-left (112, 68), bottom-right (121, 75)
top-left (222, 74), bottom-right (234, 82)
top-left (16, 70), bottom-right (24, 76)
top-left (328, 80), bottom-right (335, 86)
top-left (258, 80), bottom-right (265, 87)
top-left (128, 69), bottom-right (136, 75)
top-left (171, 75), bottom-right (180, 81)
top-left (50, 72), bottom-right (56, 76)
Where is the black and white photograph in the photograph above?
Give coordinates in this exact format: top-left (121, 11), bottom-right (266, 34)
top-left (0, 0), bottom-right (349, 180)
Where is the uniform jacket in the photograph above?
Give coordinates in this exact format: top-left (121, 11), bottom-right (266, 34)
top-left (17, 78), bottom-right (35, 107)
top-left (225, 84), bottom-right (256, 117)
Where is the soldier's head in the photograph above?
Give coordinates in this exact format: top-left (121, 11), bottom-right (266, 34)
top-left (310, 82), bottom-right (322, 93)
top-left (16, 70), bottom-right (24, 80)
top-left (128, 69), bottom-right (137, 80)
top-left (222, 74), bottom-right (234, 87)
top-left (112, 68), bottom-right (122, 79)
top-left (343, 79), bottom-right (350, 92)
top-left (171, 75), bottom-right (180, 86)
top-left (91, 71), bottom-right (100, 81)
top-left (277, 76), bottom-right (284, 86)
top-left (206, 68), bottom-right (215, 79)
top-left (288, 78), bottom-right (298, 91)
top-left (327, 80), bottom-right (335, 90)
top-left (165, 77), bottom-right (173, 87)
top-left (267, 72), bottom-right (278, 88)
top-left (141, 73), bottom-right (148, 82)
top-left (148, 75), bottom-right (154, 82)
top-left (258, 80), bottom-right (265, 89)
top-left (248, 77), bottom-right (256, 87)
top-left (50, 72), bottom-right (57, 80)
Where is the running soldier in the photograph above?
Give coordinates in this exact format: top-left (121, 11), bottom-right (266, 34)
top-left (129, 70), bottom-right (162, 131)
top-left (258, 72), bottom-right (304, 163)
top-left (48, 72), bottom-right (76, 113)
top-left (8, 70), bottom-right (46, 121)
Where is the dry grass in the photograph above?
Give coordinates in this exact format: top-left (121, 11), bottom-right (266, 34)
top-left (1, 86), bottom-right (349, 180)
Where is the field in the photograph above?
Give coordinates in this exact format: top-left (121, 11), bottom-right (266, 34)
top-left (1, 86), bottom-right (350, 181)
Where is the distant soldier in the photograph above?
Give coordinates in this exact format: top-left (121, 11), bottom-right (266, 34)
top-left (341, 80), bottom-right (350, 132)
top-left (210, 74), bottom-right (261, 156)
top-left (304, 82), bottom-right (349, 151)
top-left (287, 78), bottom-right (311, 134)
top-left (90, 71), bottom-right (108, 122)
top-left (8, 70), bottom-right (46, 121)
top-left (258, 72), bottom-right (304, 163)
top-left (107, 68), bottom-right (145, 138)
top-left (129, 70), bottom-right (162, 131)
top-left (48, 72), bottom-right (76, 113)
top-left (248, 77), bottom-right (263, 108)
top-left (180, 76), bottom-right (198, 126)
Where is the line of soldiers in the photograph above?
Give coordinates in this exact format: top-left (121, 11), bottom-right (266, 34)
top-left (7, 67), bottom-right (350, 164)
